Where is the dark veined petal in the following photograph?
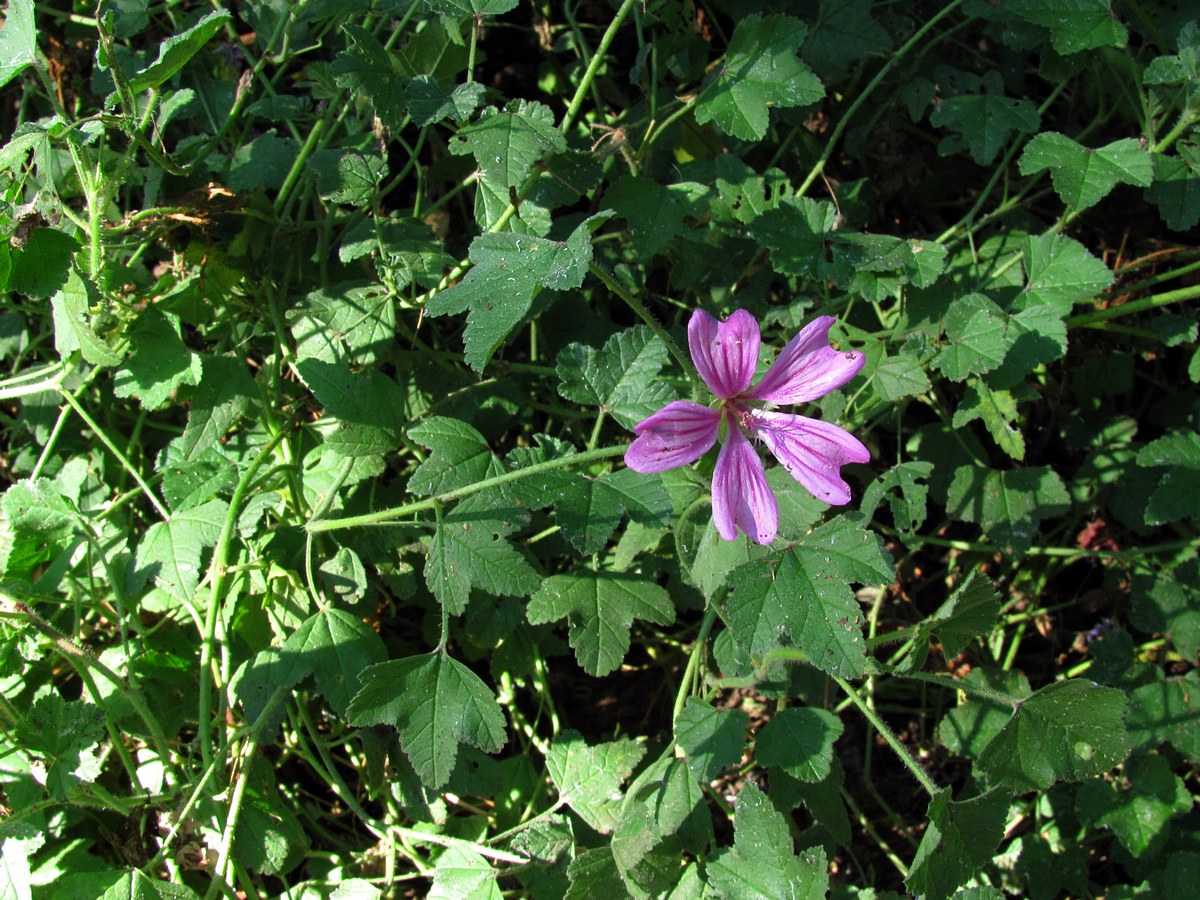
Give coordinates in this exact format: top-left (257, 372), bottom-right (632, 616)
top-left (749, 315), bottom-right (865, 405)
top-left (750, 410), bottom-right (870, 506)
top-left (625, 401), bottom-right (720, 472)
top-left (711, 422), bottom-right (778, 545)
top-left (688, 309), bottom-right (761, 399)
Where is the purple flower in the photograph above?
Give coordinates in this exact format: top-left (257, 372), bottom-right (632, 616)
top-left (625, 309), bottom-right (870, 545)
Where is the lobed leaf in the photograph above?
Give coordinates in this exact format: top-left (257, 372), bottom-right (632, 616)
top-left (347, 652), bottom-right (507, 790)
top-left (527, 571), bottom-right (675, 676)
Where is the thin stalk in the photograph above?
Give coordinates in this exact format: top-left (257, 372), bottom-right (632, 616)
top-left (797, 0), bottom-right (971, 196)
top-left (307, 443), bottom-right (627, 533)
top-left (197, 430), bottom-right (289, 770)
top-left (58, 388), bottom-right (170, 521)
top-left (588, 262), bottom-right (703, 397)
top-left (560, 0), bottom-right (639, 135)
top-left (1067, 281), bottom-right (1200, 328)
top-left (833, 675), bottom-right (939, 798)
top-left (672, 605), bottom-right (718, 723)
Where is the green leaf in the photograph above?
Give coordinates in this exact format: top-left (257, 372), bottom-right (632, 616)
top-left (331, 24), bottom-right (407, 129)
top-left (750, 197), bottom-right (838, 278)
top-left (113, 308), bottom-right (203, 410)
top-left (976, 679), bottom-right (1130, 792)
top-left (179, 356), bottom-right (258, 457)
top-left (290, 283), bottom-right (397, 365)
top-left (16, 694), bottom-right (105, 800)
top-left (905, 787), bottom-right (1009, 900)
top-left (228, 130), bottom-right (299, 192)
top-left (1127, 673), bottom-right (1200, 761)
top-left (801, 0), bottom-right (893, 79)
top-left (566, 847), bottom-right (626, 900)
top-left (932, 293), bottom-right (1010, 381)
top-left (10, 228), bottom-right (77, 300)
top-left (1131, 560), bottom-right (1200, 663)
top-left (1008, 0), bottom-right (1127, 54)
top-left (931, 571), bottom-right (1001, 659)
top-left (122, 9), bottom-right (231, 92)
top-left (406, 76), bottom-right (485, 126)
top-left (426, 214), bottom-right (609, 371)
top-left (1019, 232), bottom-right (1114, 312)
top-left (946, 464), bottom-right (1070, 554)
top-left (2, 478), bottom-right (80, 577)
top-left (276, 609), bottom-right (387, 717)
top-left (547, 730), bottom-right (645, 833)
top-left (860, 460), bottom-right (933, 534)
top-left (347, 652), bottom-right (507, 790)
top-left (694, 14), bottom-right (824, 141)
top-left (1148, 150), bottom-right (1200, 232)
top-left (0, 0), bottom-right (36, 90)
top-left (972, 381), bottom-right (1025, 461)
top-left (722, 515), bottom-right (893, 678)
top-left (556, 325), bottom-right (674, 429)
top-left (425, 0), bottom-right (519, 15)
top-left (295, 358), bottom-right (406, 457)
top-left (307, 149), bottom-right (387, 205)
top-left (1136, 431), bottom-right (1200, 525)
top-left (408, 417), bottom-right (501, 496)
top-left (674, 698), bottom-right (749, 784)
top-left (938, 669), bottom-right (1031, 760)
top-left (428, 846), bottom-right (502, 900)
top-left (232, 760), bottom-right (309, 876)
top-left (930, 71), bottom-right (1040, 164)
top-left (133, 499), bottom-right (228, 603)
top-left (50, 268), bottom-right (122, 367)
top-left (602, 175), bottom-right (709, 261)
top-left (527, 571), bottom-right (675, 676)
top-left (872, 350), bottom-right (930, 402)
top-left (1077, 753), bottom-right (1192, 857)
top-left (1018, 133), bottom-right (1153, 210)
top-left (755, 707), bottom-right (843, 782)
top-left (707, 782), bottom-right (828, 899)
top-left (424, 493), bottom-right (539, 616)
top-left (449, 99), bottom-right (566, 189)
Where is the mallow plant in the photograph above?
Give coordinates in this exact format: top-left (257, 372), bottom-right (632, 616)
top-left (0, 1), bottom-right (1197, 898)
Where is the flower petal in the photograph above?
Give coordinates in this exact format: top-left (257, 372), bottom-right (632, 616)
top-left (749, 316), bottom-right (865, 405)
top-left (625, 401), bottom-right (720, 472)
top-left (688, 309), bottom-right (761, 399)
top-left (751, 410), bottom-right (870, 506)
top-left (711, 422), bottom-right (778, 545)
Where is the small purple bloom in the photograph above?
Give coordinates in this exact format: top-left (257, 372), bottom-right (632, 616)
top-left (625, 309), bottom-right (870, 545)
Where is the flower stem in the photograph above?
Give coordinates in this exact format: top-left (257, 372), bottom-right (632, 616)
top-left (588, 262), bottom-right (703, 397)
top-left (306, 443), bottom-right (628, 533)
top-left (832, 674), bottom-right (940, 798)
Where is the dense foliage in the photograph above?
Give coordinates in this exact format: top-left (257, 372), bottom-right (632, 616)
top-left (1, 0), bottom-right (1198, 897)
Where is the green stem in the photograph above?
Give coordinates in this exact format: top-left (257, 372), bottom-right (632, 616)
top-left (833, 674), bottom-right (940, 798)
top-left (560, 0), bottom-right (639, 135)
top-left (672, 605), bottom-right (718, 723)
top-left (306, 443), bottom-right (627, 533)
top-left (588, 262), bottom-right (702, 397)
top-left (798, 0), bottom-right (970, 196)
top-left (1067, 281), bottom-right (1200, 327)
top-left (197, 430), bottom-right (289, 770)
top-left (898, 671), bottom-right (1020, 708)
top-left (58, 387), bottom-right (169, 520)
